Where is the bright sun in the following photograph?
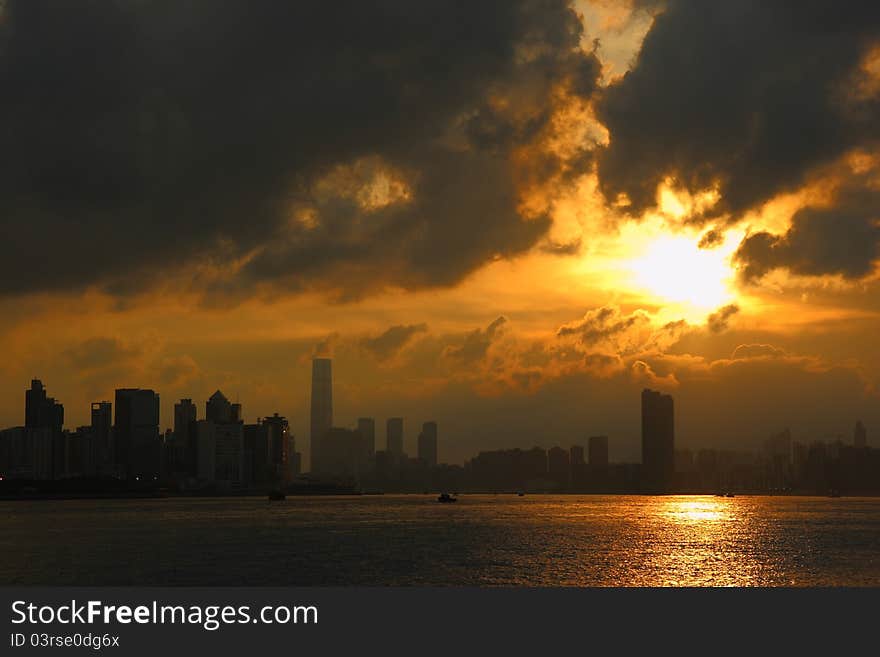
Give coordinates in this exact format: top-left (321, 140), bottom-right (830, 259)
top-left (628, 234), bottom-right (738, 311)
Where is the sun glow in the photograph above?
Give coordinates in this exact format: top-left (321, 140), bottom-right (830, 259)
top-left (627, 232), bottom-right (739, 312)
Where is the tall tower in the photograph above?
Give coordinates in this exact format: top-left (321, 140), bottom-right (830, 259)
top-left (114, 388), bottom-right (160, 480)
top-left (357, 417), bottom-right (376, 460)
top-left (310, 358), bottom-right (333, 472)
top-left (386, 417), bottom-right (404, 460)
top-left (854, 420), bottom-right (867, 448)
top-left (417, 421), bottom-right (438, 468)
top-left (641, 389), bottom-right (674, 493)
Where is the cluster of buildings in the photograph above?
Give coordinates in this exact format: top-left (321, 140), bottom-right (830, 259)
top-left (0, 380), bottom-right (298, 491)
top-left (1, 363), bottom-right (878, 495)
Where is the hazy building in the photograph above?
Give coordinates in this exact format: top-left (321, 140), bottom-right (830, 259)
top-left (386, 417), bottom-right (404, 460)
top-left (114, 388), bottom-right (160, 481)
top-left (854, 420), bottom-right (867, 448)
top-left (570, 444), bottom-right (586, 490)
top-left (588, 435), bottom-right (609, 468)
top-left (321, 427), bottom-right (365, 480)
top-left (417, 421), bottom-right (438, 468)
top-left (641, 389), bottom-right (674, 492)
top-left (763, 428), bottom-right (792, 490)
top-left (548, 446), bottom-right (570, 489)
top-left (310, 358), bottom-right (333, 472)
top-left (196, 420), bottom-right (244, 487)
top-left (466, 447), bottom-right (547, 492)
top-left (357, 418), bottom-right (376, 461)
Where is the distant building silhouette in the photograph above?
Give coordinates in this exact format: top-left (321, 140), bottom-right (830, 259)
top-left (263, 413), bottom-right (291, 484)
top-left (358, 418), bottom-right (376, 461)
top-left (172, 398), bottom-right (197, 476)
top-left (196, 419), bottom-right (244, 487)
top-left (386, 417), bottom-right (404, 460)
top-left (570, 444), bottom-right (586, 489)
top-left (588, 436), bottom-right (609, 468)
top-left (90, 401), bottom-right (113, 475)
top-left (763, 428), bottom-right (792, 490)
top-left (206, 390), bottom-right (240, 424)
top-left (25, 379), bottom-right (63, 433)
top-left (114, 388), bottom-right (160, 481)
top-left (547, 446), bottom-right (570, 489)
top-left (855, 420), bottom-right (867, 449)
top-left (310, 358), bottom-right (333, 472)
top-left (320, 427), bottom-right (366, 481)
top-left (641, 389), bottom-right (674, 493)
top-left (417, 421), bottom-right (438, 468)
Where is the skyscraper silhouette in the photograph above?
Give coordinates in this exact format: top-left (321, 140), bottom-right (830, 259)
top-left (90, 401), bottom-right (112, 473)
top-left (641, 389), bottom-right (674, 493)
top-left (114, 388), bottom-right (160, 481)
top-left (854, 420), bottom-right (867, 448)
top-left (310, 358), bottom-right (333, 472)
top-left (588, 436), bottom-right (609, 468)
top-left (386, 417), bottom-right (403, 460)
top-left (25, 379), bottom-right (63, 434)
top-left (357, 417), bottom-right (376, 460)
top-left (417, 421), bottom-right (438, 468)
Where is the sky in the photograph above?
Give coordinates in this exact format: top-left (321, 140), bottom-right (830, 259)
top-left (1, 0), bottom-right (880, 465)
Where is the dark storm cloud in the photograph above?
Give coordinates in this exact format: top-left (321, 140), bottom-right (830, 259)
top-left (557, 305), bottom-right (649, 344)
top-left (0, 0), bottom-right (600, 299)
top-left (735, 187), bottom-right (880, 281)
top-left (706, 304), bottom-right (739, 334)
top-left (595, 0), bottom-right (880, 218)
top-left (360, 323), bottom-right (428, 361)
top-left (444, 316), bottom-right (508, 364)
top-left (62, 337), bottom-right (141, 371)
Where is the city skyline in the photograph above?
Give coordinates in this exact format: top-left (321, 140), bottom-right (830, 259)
top-left (1, 363), bottom-right (873, 478)
top-left (2, 2), bottom-right (880, 468)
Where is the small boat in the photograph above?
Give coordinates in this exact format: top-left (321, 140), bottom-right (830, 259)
top-left (517, 491), bottom-right (525, 497)
top-left (726, 493), bottom-right (735, 498)
top-left (268, 489), bottom-right (286, 501)
top-left (437, 493), bottom-right (457, 503)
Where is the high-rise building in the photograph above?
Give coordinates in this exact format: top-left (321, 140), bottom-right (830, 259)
top-left (310, 358), bottom-right (333, 472)
top-left (173, 399), bottom-right (198, 475)
top-left (386, 417), bottom-right (404, 460)
top-left (114, 388), bottom-right (160, 481)
top-left (206, 390), bottom-right (237, 424)
top-left (417, 421), bottom-right (438, 468)
top-left (588, 435), bottom-right (609, 468)
top-left (570, 444), bottom-right (586, 490)
top-left (321, 428), bottom-right (366, 480)
top-left (641, 389), bottom-right (674, 492)
top-left (25, 379), bottom-right (63, 433)
top-left (25, 380), bottom-right (64, 478)
top-left (264, 413), bottom-right (290, 484)
top-left (854, 420), bottom-right (867, 448)
top-left (196, 420), bottom-right (244, 486)
top-left (357, 418), bottom-right (376, 460)
top-left (90, 401), bottom-right (113, 474)
top-left (548, 446), bottom-right (570, 489)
